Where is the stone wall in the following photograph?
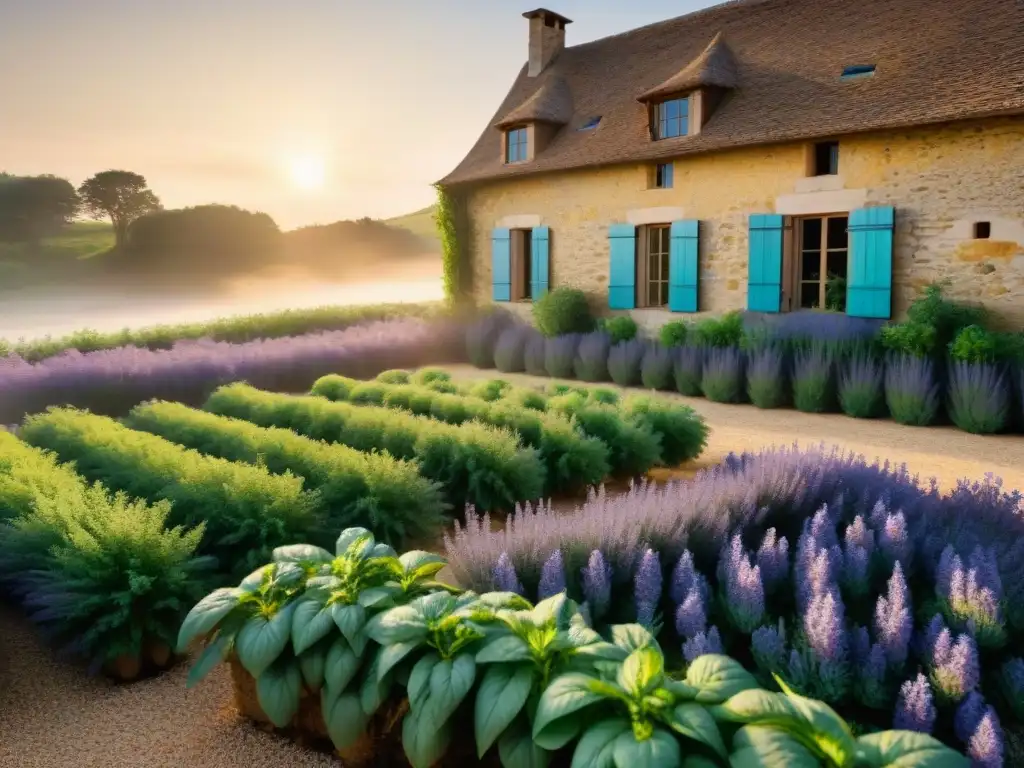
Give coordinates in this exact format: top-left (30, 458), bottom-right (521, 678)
top-left (460, 117), bottom-right (1024, 330)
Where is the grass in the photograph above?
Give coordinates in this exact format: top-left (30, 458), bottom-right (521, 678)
top-left (0, 221), bottom-right (115, 263)
top-left (385, 205), bottom-right (437, 242)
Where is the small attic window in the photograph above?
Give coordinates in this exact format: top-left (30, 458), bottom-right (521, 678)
top-left (841, 64), bottom-right (876, 79)
top-left (578, 116), bottom-right (602, 131)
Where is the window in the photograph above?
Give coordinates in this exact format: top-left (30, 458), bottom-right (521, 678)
top-left (974, 222), bottom-right (991, 239)
top-left (654, 97), bottom-right (689, 140)
top-left (813, 141), bottom-right (839, 176)
top-left (638, 224), bottom-right (671, 307)
top-left (579, 116), bottom-right (602, 131)
top-left (841, 64), bottom-right (876, 79)
top-left (796, 215), bottom-right (848, 310)
top-left (654, 163), bottom-right (674, 189)
top-left (510, 229), bottom-right (533, 300)
top-left (506, 127), bottom-right (528, 163)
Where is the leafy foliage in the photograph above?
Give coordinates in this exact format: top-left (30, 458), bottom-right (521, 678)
top-left (620, 396), bottom-right (708, 465)
top-left (0, 173), bottom-right (80, 244)
top-left (691, 312), bottom-right (744, 349)
top-left (434, 183), bottom-right (465, 307)
top-left (600, 316), bottom-right (639, 344)
top-left (78, 169), bottom-right (161, 248)
top-left (947, 362), bottom-right (1009, 434)
top-left (906, 283), bottom-right (986, 350)
top-left (659, 321), bottom-right (689, 349)
top-left (533, 288), bottom-right (595, 338)
top-left (879, 323), bottom-right (938, 359)
top-left (948, 325), bottom-right (1000, 365)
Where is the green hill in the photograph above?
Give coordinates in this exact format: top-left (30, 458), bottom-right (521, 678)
top-left (385, 205), bottom-right (437, 242)
top-left (0, 220), bottom-right (114, 263)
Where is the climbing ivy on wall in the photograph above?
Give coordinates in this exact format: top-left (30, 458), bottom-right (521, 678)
top-left (433, 182), bottom-right (470, 308)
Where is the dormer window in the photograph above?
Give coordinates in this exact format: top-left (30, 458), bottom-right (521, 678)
top-left (654, 97), bottom-right (689, 140)
top-left (505, 127), bottom-right (529, 164)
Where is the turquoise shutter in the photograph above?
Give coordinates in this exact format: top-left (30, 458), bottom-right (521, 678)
top-left (491, 228), bottom-right (511, 302)
top-left (847, 206), bottom-right (894, 318)
top-left (668, 220), bottom-right (699, 312)
top-left (530, 226), bottom-right (550, 299)
top-left (747, 214), bottom-right (784, 313)
top-left (608, 224), bottom-right (637, 309)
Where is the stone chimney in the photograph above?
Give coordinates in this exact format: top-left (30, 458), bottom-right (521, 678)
top-left (523, 8), bottom-right (572, 77)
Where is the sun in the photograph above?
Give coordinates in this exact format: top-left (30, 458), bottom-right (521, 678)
top-left (288, 155), bottom-right (326, 190)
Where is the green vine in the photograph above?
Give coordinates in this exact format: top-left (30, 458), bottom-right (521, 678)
top-left (433, 182), bottom-right (470, 308)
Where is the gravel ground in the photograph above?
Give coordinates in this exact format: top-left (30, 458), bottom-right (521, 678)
top-left (2, 367), bottom-right (1022, 767)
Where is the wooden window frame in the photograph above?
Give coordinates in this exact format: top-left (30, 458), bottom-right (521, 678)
top-left (505, 127), bottom-right (529, 164)
top-left (653, 162), bottom-right (674, 189)
top-left (509, 229), bottom-right (533, 301)
top-left (789, 214), bottom-right (849, 311)
top-left (635, 223), bottom-right (671, 308)
top-left (651, 96), bottom-right (690, 140)
top-left (811, 141), bottom-right (840, 176)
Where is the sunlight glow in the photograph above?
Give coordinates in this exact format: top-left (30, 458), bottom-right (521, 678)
top-left (287, 155), bottom-right (327, 190)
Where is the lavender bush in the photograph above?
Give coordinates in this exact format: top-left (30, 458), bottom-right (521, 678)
top-left (544, 333), bottom-right (581, 379)
top-left (465, 310), bottom-right (513, 368)
top-left (493, 324), bottom-right (531, 373)
top-left (607, 339), bottom-right (645, 387)
top-left (573, 331), bottom-right (612, 382)
top-left (640, 344), bottom-right (674, 390)
top-left (791, 344), bottom-right (837, 413)
top-left (839, 352), bottom-right (885, 418)
top-left (701, 347), bottom-right (745, 403)
top-left (746, 346), bottom-right (787, 409)
top-left (445, 445), bottom-right (1024, 754)
top-left (673, 345), bottom-right (704, 396)
top-left (744, 310), bottom-right (883, 357)
top-left (524, 330), bottom-right (548, 376)
top-left (0, 318), bottom-right (463, 424)
top-left (947, 361), bottom-right (1010, 434)
top-left (885, 353), bottom-right (941, 426)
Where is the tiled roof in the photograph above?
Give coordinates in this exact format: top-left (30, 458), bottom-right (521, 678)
top-left (637, 32), bottom-right (739, 102)
top-left (440, 0), bottom-right (1024, 186)
top-left (494, 77), bottom-right (573, 128)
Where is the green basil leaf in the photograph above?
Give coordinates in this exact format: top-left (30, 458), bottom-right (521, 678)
top-left (685, 654), bottom-right (759, 704)
top-left (255, 658), bottom-right (302, 728)
top-left (235, 603), bottom-right (295, 677)
top-left (567, 616), bottom-right (603, 647)
top-left (336, 527), bottom-right (374, 557)
top-left (474, 591), bottom-right (533, 612)
top-left (855, 731), bottom-right (970, 768)
top-left (422, 654), bottom-right (476, 726)
top-left (665, 703), bottom-right (727, 759)
top-left (499, 717), bottom-right (552, 768)
top-left (322, 688), bottom-right (368, 750)
top-left (530, 593), bottom-right (573, 628)
top-left (371, 542), bottom-right (397, 559)
top-left (730, 724), bottom-right (820, 767)
top-left (408, 651), bottom-right (440, 712)
top-left (477, 634), bottom-right (532, 664)
top-left (611, 726), bottom-right (681, 768)
top-left (365, 604), bottom-right (429, 645)
top-left (475, 664), bottom-right (535, 756)
top-left (324, 636), bottom-right (361, 693)
top-left (663, 679), bottom-right (699, 701)
top-left (177, 588), bottom-right (242, 652)
top-left (239, 565), bottom-right (272, 592)
top-left (417, 590), bottom-right (458, 622)
top-left (359, 652), bottom-right (394, 716)
top-left (610, 624), bottom-right (659, 655)
top-left (572, 641), bottom-right (628, 662)
top-left (617, 646), bottom-right (665, 697)
top-left (376, 640), bottom-right (423, 682)
top-left (570, 717), bottom-right (631, 768)
top-left (186, 634), bottom-right (231, 688)
top-left (533, 673), bottom-right (618, 750)
top-left (680, 758), bottom-right (719, 768)
top-left (298, 645), bottom-right (327, 691)
top-left (357, 585), bottom-right (400, 609)
top-left (291, 599), bottom-right (334, 655)
top-left (400, 550), bottom-right (447, 575)
top-left (402, 705), bottom-right (452, 768)
top-left (272, 562), bottom-right (307, 588)
top-left (272, 544), bottom-right (333, 564)
top-left (331, 603), bottom-right (367, 649)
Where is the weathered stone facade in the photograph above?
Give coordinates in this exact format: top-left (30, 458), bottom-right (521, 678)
top-left (460, 117), bottom-right (1024, 331)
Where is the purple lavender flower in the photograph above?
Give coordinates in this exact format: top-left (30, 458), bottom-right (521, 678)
top-left (537, 549), bottom-right (566, 599)
top-left (669, 550), bottom-right (704, 604)
top-left (493, 552), bottom-right (524, 596)
top-left (751, 621), bottom-right (787, 673)
top-left (955, 691), bottom-right (988, 745)
top-left (929, 620), bottom-right (980, 702)
top-left (718, 534), bottom-right (766, 633)
top-left (856, 642), bottom-right (889, 709)
top-left (874, 562), bottom-right (913, 668)
top-left (581, 549), bottom-right (612, 620)
top-left (939, 546), bottom-right (1004, 647)
top-left (967, 709), bottom-right (1004, 768)
top-left (804, 587), bottom-right (847, 663)
top-left (674, 587), bottom-right (707, 639)
top-left (682, 626), bottom-right (722, 663)
top-left (999, 657), bottom-right (1024, 720)
top-left (893, 673), bottom-right (937, 733)
top-left (844, 515), bottom-right (875, 554)
top-left (843, 539), bottom-right (871, 598)
top-left (879, 510), bottom-right (912, 571)
top-left (755, 527), bottom-right (789, 593)
top-left (634, 548), bottom-right (663, 627)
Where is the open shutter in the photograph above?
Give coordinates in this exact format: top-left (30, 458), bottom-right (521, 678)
top-left (847, 206), bottom-right (894, 319)
top-left (747, 213), bottom-right (784, 313)
top-left (530, 226), bottom-right (550, 299)
top-left (491, 228), bottom-right (511, 302)
top-left (668, 220), bottom-right (699, 312)
top-left (608, 224), bottom-right (637, 309)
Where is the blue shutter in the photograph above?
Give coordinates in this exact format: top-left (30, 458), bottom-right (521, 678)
top-left (491, 228), bottom-right (511, 302)
top-left (608, 224), bottom-right (637, 309)
top-left (847, 206), bottom-right (894, 319)
top-left (747, 214), bottom-right (784, 313)
top-left (530, 226), bottom-right (550, 299)
top-left (668, 220), bottom-right (699, 312)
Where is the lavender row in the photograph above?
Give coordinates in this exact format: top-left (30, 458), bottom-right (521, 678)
top-left (0, 318), bottom-right (467, 423)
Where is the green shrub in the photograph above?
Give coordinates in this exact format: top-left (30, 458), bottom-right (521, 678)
top-left (410, 367), bottom-right (451, 386)
top-left (505, 387), bottom-right (548, 411)
top-left (879, 322), bottom-right (937, 358)
top-left (546, 395), bottom-right (662, 477)
top-left (599, 315), bottom-right (638, 343)
top-left (949, 324), bottom-right (1000, 364)
top-left (467, 378), bottom-right (511, 402)
top-left (691, 311), bottom-right (744, 348)
top-left (125, 400), bottom-right (447, 548)
top-left (907, 282), bottom-right (986, 347)
top-left (347, 382), bottom-right (388, 406)
top-left (205, 384), bottom-right (544, 511)
top-left (19, 409), bottom-right (317, 580)
top-left (658, 320), bottom-right (689, 348)
top-left (311, 375), bottom-right (609, 494)
top-left (375, 369), bottom-right (411, 385)
top-left (587, 387), bottom-right (620, 405)
top-left (620, 396), bottom-right (708, 465)
top-left (381, 384), bottom-right (436, 416)
top-left (546, 382), bottom-right (589, 398)
top-left (532, 287), bottom-right (594, 337)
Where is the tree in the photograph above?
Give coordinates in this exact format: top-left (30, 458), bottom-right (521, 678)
top-left (0, 174), bottom-right (80, 246)
top-left (78, 170), bottom-right (161, 249)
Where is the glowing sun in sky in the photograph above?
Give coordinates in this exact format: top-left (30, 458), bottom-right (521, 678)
top-left (287, 155), bottom-right (327, 190)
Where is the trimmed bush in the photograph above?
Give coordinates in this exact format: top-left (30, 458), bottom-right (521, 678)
top-left (701, 347), bottom-right (745, 403)
top-left (532, 287), bottom-right (594, 337)
top-left (467, 378), bottom-right (511, 402)
top-left (673, 345), bottom-right (704, 396)
top-left (465, 311), bottom-right (512, 368)
top-left (19, 408), bottom-right (318, 578)
top-left (692, 311), bottom-right (744, 348)
top-left (599, 315), bottom-right (638, 343)
top-left (505, 386), bottom-right (547, 412)
top-left (659, 320), bottom-right (688, 348)
top-left (381, 385), bottom-right (435, 416)
top-left (375, 369), bottom-right (411, 385)
top-left (746, 346), bottom-right (787, 409)
top-left (546, 394), bottom-right (662, 477)
top-left (640, 345), bottom-right (674, 390)
top-left (791, 345), bottom-right (836, 413)
top-left (544, 333), bottom-right (581, 378)
top-left (312, 375), bottom-right (609, 494)
top-left (586, 387), bottom-right (620, 405)
top-left (620, 395), bottom-right (708, 465)
top-left (839, 352), bottom-right (885, 418)
top-left (885, 353), bottom-right (941, 426)
top-left (410, 367), bottom-right (451, 386)
top-left (206, 383), bottom-right (544, 511)
top-left (347, 381), bottom-right (388, 405)
top-left (573, 331), bottom-right (611, 382)
top-left (125, 400), bottom-right (447, 547)
top-left (607, 339), bottom-right (645, 387)
top-left (493, 325), bottom-right (531, 372)
top-left (949, 324), bottom-right (1000, 365)
top-left (880, 322), bottom-right (938, 358)
top-left (907, 282), bottom-right (987, 348)
top-left (947, 361), bottom-right (1010, 434)
top-left (745, 311), bottom-right (883, 358)
top-left (523, 330), bottom-right (548, 376)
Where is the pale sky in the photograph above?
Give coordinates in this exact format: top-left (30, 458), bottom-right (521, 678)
top-left (0, 0), bottom-right (716, 229)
